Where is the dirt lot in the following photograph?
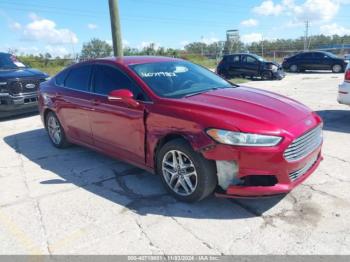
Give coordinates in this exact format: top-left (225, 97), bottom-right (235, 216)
top-left (0, 72), bottom-right (349, 255)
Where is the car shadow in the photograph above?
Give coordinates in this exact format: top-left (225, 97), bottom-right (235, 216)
top-left (316, 109), bottom-right (350, 134)
top-left (3, 128), bottom-right (285, 220)
top-left (0, 111), bottom-right (39, 122)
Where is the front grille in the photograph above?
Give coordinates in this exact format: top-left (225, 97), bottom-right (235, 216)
top-left (284, 125), bottom-right (322, 162)
top-left (289, 155), bottom-right (318, 181)
top-left (9, 79), bottom-right (40, 95)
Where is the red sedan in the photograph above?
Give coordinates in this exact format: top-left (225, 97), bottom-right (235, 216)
top-left (38, 56), bottom-right (323, 202)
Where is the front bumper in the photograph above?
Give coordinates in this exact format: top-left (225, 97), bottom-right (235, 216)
top-left (202, 118), bottom-right (323, 198)
top-left (0, 92), bottom-right (38, 118)
top-left (272, 69), bottom-right (285, 80)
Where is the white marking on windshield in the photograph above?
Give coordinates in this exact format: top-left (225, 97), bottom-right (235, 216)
top-left (141, 72), bottom-right (177, 78)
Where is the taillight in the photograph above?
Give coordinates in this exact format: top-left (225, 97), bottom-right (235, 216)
top-left (345, 69), bottom-right (350, 82)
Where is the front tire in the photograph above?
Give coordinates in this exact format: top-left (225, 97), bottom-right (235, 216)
top-left (46, 111), bottom-right (70, 148)
top-left (156, 139), bottom-right (217, 202)
top-left (261, 71), bottom-right (273, 80)
top-left (332, 64), bottom-right (343, 73)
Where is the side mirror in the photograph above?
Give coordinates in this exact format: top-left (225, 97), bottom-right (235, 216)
top-left (108, 89), bottom-right (139, 108)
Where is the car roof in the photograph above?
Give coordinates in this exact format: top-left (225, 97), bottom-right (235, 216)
top-left (94, 56), bottom-right (181, 66)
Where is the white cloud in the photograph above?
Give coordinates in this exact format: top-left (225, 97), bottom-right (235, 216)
top-left (241, 18), bottom-right (259, 27)
top-left (253, 1), bottom-right (284, 16)
top-left (201, 37), bottom-right (219, 45)
top-left (253, 0), bottom-right (343, 23)
top-left (87, 23), bottom-right (98, 30)
top-left (290, 0), bottom-right (340, 22)
top-left (10, 22), bottom-right (21, 30)
top-left (241, 33), bottom-right (263, 43)
top-left (320, 23), bottom-right (350, 36)
top-left (16, 13), bottom-right (78, 45)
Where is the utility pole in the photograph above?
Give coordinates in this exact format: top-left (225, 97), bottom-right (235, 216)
top-left (304, 20), bottom-right (309, 51)
top-left (109, 0), bottom-right (123, 57)
top-left (261, 36), bottom-right (264, 58)
top-left (201, 36), bottom-right (204, 56)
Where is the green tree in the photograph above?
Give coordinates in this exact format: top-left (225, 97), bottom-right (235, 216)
top-left (80, 38), bottom-right (113, 59)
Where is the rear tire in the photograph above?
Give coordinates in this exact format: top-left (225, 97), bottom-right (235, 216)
top-left (45, 111), bottom-right (70, 148)
top-left (332, 64), bottom-right (343, 73)
top-left (156, 139), bottom-right (217, 202)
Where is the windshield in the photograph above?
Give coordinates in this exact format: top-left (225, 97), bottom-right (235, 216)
top-left (130, 61), bottom-right (234, 98)
top-left (251, 54), bottom-right (265, 62)
top-left (0, 54), bottom-right (26, 69)
top-left (324, 52), bottom-right (338, 58)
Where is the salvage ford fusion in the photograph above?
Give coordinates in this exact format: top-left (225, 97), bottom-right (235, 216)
top-left (38, 56), bottom-right (323, 202)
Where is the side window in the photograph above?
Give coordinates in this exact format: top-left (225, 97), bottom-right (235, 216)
top-left (227, 56), bottom-right (240, 63)
top-left (93, 65), bottom-right (147, 100)
top-left (65, 65), bottom-right (92, 91)
top-left (303, 53), bottom-right (313, 59)
top-left (244, 56), bottom-right (258, 64)
top-left (55, 69), bottom-right (70, 86)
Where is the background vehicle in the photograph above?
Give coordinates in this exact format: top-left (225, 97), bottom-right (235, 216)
top-left (216, 53), bottom-right (285, 80)
top-left (282, 51), bottom-right (347, 73)
top-left (0, 52), bottom-right (49, 118)
top-left (345, 54), bottom-right (350, 63)
top-left (338, 63), bottom-right (350, 105)
top-left (39, 56), bottom-right (322, 202)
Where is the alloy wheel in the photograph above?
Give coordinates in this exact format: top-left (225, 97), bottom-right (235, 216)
top-left (162, 150), bottom-right (198, 196)
top-left (47, 115), bottom-right (62, 145)
top-left (333, 64), bottom-right (342, 73)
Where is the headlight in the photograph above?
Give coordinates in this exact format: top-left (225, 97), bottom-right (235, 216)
top-left (207, 129), bottom-right (282, 147)
top-left (45, 77), bottom-right (51, 81)
top-left (271, 65), bottom-right (278, 72)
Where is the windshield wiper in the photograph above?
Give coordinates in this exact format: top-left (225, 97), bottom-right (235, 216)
top-left (184, 87), bottom-right (221, 98)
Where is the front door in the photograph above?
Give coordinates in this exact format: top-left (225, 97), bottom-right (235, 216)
top-left (88, 63), bottom-right (147, 164)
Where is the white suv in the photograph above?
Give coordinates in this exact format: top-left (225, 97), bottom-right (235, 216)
top-left (338, 63), bottom-right (350, 106)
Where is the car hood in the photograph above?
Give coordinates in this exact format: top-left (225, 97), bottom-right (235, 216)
top-left (0, 68), bottom-right (48, 79)
top-left (181, 86), bottom-right (312, 132)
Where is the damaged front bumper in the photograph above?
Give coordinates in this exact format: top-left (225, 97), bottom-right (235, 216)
top-left (201, 123), bottom-right (323, 198)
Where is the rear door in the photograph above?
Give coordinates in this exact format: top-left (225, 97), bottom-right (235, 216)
top-left (88, 63), bottom-right (147, 164)
top-left (56, 64), bottom-right (94, 145)
top-left (242, 55), bottom-right (259, 76)
top-left (227, 55), bottom-right (241, 76)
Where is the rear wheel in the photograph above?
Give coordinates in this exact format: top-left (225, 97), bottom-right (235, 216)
top-left (332, 64), bottom-right (343, 73)
top-left (156, 139), bottom-right (217, 202)
top-left (289, 64), bottom-right (299, 73)
top-left (46, 111), bottom-right (70, 148)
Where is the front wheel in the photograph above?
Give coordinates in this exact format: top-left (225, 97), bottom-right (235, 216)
top-left (156, 139), bottom-right (217, 202)
top-left (332, 64), bottom-right (343, 73)
top-left (261, 71), bottom-right (273, 80)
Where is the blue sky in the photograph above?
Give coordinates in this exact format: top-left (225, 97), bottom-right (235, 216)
top-left (0, 0), bottom-right (350, 57)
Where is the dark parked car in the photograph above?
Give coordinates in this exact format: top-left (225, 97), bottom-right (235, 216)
top-left (282, 51), bottom-right (347, 73)
top-left (216, 53), bottom-right (285, 80)
top-left (38, 56), bottom-right (322, 202)
top-left (0, 52), bottom-right (49, 118)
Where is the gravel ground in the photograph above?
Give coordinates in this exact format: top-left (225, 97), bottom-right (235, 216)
top-left (0, 72), bottom-right (349, 255)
